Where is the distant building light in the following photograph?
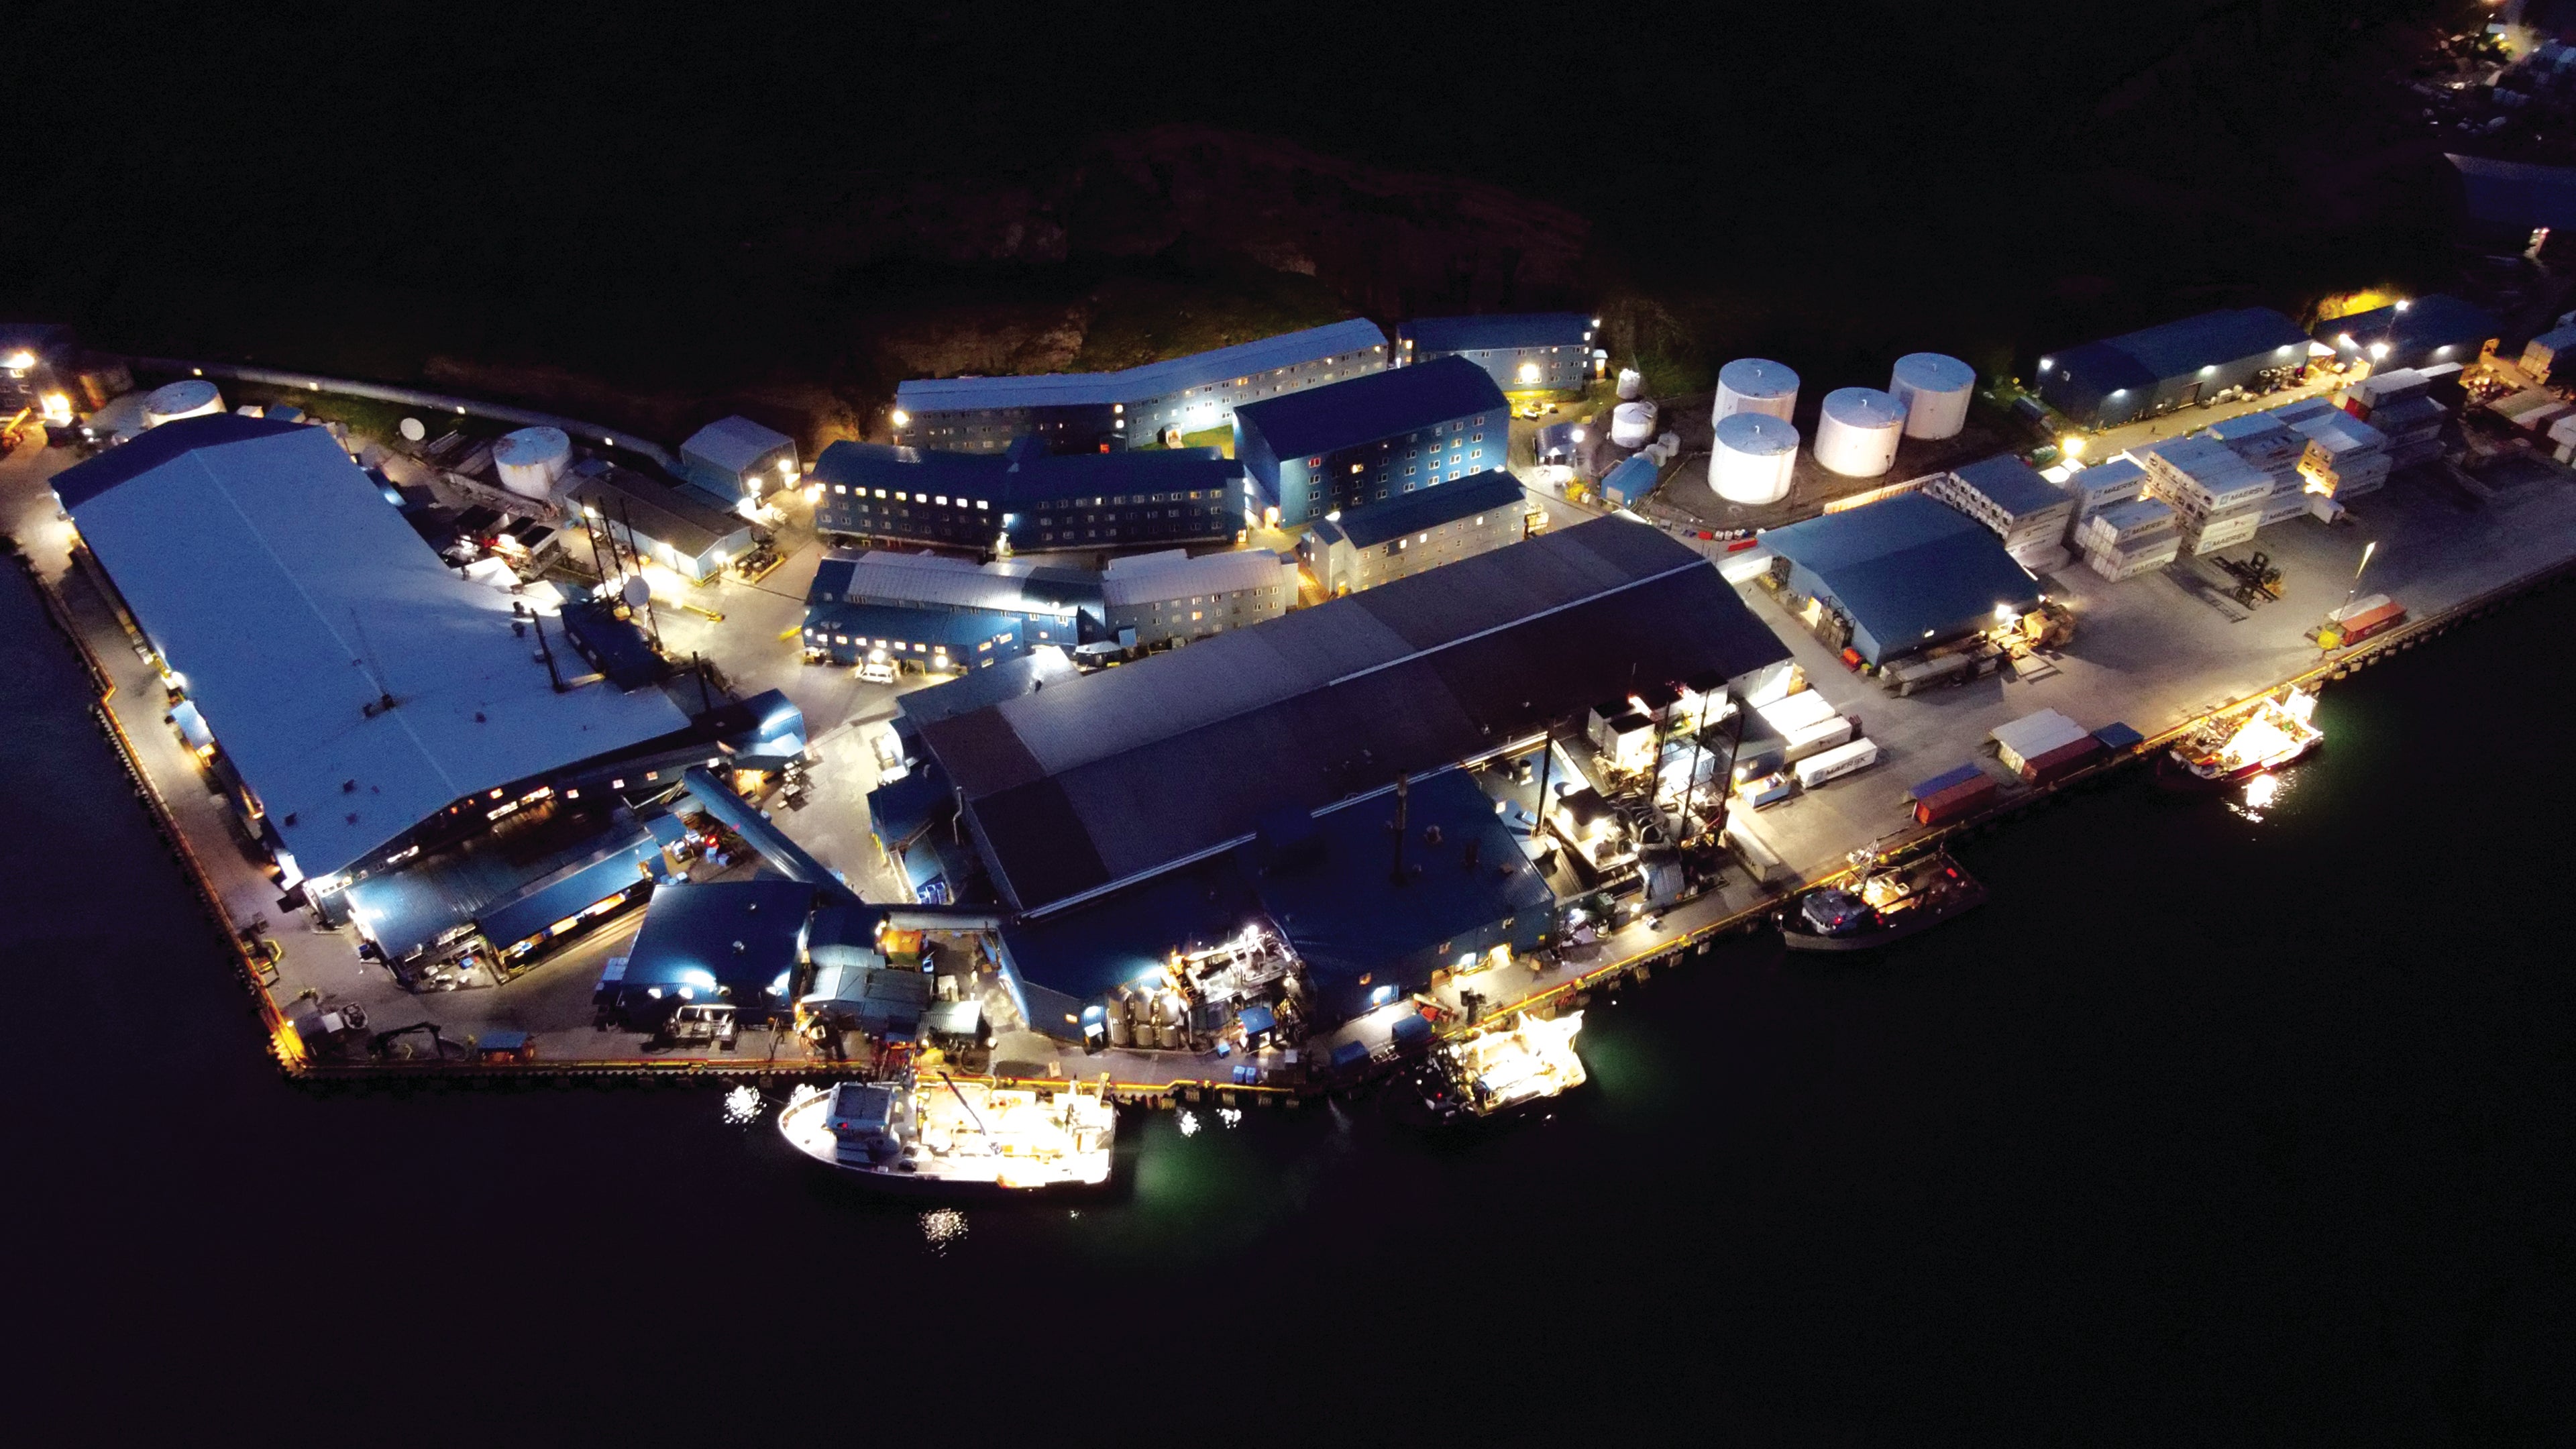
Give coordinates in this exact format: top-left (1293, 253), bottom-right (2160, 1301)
top-left (891, 409), bottom-right (910, 428)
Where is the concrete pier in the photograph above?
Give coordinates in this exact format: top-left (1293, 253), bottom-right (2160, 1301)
top-left (11, 423), bottom-right (2576, 1098)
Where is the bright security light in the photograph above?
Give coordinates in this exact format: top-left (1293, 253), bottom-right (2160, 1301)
top-left (890, 409), bottom-right (910, 428)
top-left (1, 350), bottom-right (34, 370)
top-left (2369, 341), bottom-right (2390, 360)
top-left (2061, 435), bottom-right (2087, 458)
top-left (1517, 362), bottom-right (1541, 384)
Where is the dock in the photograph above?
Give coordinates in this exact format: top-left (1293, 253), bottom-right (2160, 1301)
top-left (10, 419), bottom-right (2576, 1104)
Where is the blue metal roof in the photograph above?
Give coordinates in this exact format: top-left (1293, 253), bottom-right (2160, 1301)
top-left (679, 415), bottom-right (793, 473)
top-left (1234, 355), bottom-right (1506, 460)
top-left (1326, 470), bottom-right (1525, 549)
top-left (2447, 153), bottom-right (2576, 233)
top-left (2082, 309), bottom-right (2311, 385)
top-left (896, 319), bottom-right (1387, 411)
top-left (812, 439), bottom-right (1246, 508)
top-left (1947, 454), bottom-right (2063, 516)
top-left (1252, 770), bottom-right (1552, 991)
top-left (50, 413), bottom-right (305, 510)
top-left (343, 809), bottom-right (659, 961)
top-left (896, 648), bottom-right (1082, 727)
top-left (1762, 494), bottom-right (2041, 653)
top-left (998, 855), bottom-right (1265, 1004)
top-left (802, 600), bottom-right (1029, 652)
top-left (1599, 454), bottom-right (1659, 507)
top-left (2315, 294), bottom-right (2498, 359)
top-left (619, 879), bottom-right (822, 1007)
top-left (1399, 313), bottom-right (1591, 354)
top-left (472, 830), bottom-right (670, 955)
top-left (56, 420), bottom-right (690, 879)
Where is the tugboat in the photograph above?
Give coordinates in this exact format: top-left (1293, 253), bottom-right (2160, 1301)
top-left (1778, 848), bottom-right (1986, 953)
top-left (777, 1068), bottom-right (1116, 1193)
top-left (1411, 1010), bottom-right (1588, 1123)
top-left (2159, 689), bottom-right (2322, 792)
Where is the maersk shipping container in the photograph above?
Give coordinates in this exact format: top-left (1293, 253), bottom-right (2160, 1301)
top-left (1794, 737), bottom-right (1880, 789)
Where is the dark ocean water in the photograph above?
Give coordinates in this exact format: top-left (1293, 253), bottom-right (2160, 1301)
top-left (9, 559), bottom-right (2571, 1440)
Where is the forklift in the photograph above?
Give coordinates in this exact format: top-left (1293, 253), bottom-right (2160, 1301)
top-left (2212, 551), bottom-right (2284, 609)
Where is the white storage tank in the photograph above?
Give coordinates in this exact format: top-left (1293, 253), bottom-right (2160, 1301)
top-left (1714, 358), bottom-right (1799, 425)
top-left (1888, 352), bottom-right (1975, 440)
top-left (142, 378), bottom-right (225, 428)
top-left (1709, 412), bottom-right (1799, 505)
top-left (493, 425), bottom-right (574, 499)
top-left (1615, 368), bottom-right (1644, 400)
top-left (1609, 400), bottom-right (1658, 449)
top-left (1814, 387), bottom-right (1907, 478)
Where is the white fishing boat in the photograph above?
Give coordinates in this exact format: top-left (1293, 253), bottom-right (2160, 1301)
top-left (778, 1069), bottom-right (1116, 1193)
top-left (1414, 1010), bottom-right (1587, 1122)
top-left (2161, 688), bottom-right (2322, 790)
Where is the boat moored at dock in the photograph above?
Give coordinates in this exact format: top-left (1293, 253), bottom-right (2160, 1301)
top-left (1778, 849), bottom-right (1986, 952)
top-left (1413, 1010), bottom-right (1588, 1122)
top-left (2158, 689), bottom-right (2322, 791)
top-left (778, 1070), bottom-right (1116, 1193)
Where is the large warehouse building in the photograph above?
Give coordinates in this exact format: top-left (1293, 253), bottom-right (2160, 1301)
top-left (1759, 493), bottom-right (2043, 666)
top-left (892, 319), bottom-right (1388, 454)
top-left (871, 515), bottom-right (1788, 1020)
top-left (52, 416), bottom-right (698, 893)
top-left (812, 437), bottom-right (1254, 554)
top-left (2312, 294), bottom-right (2499, 375)
top-left (1233, 356), bottom-right (1508, 526)
top-left (2036, 307), bottom-right (2312, 428)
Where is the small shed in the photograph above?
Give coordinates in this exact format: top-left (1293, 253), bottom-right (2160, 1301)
top-left (680, 415), bottom-right (800, 504)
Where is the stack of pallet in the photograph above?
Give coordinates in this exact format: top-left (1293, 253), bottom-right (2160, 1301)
top-left (2135, 435), bottom-right (2271, 555)
top-left (2075, 496), bottom-right (2182, 580)
top-left (2290, 408), bottom-right (2392, 500)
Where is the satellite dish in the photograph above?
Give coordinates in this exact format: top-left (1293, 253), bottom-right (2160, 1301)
top-left (398, 417), bottom-right (425, 442)
top-left (619, 575), bottom-right (653, 608)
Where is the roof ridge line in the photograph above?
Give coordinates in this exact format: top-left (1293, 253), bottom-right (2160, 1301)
top-left (1324, 552), bottom-right (1711, 689)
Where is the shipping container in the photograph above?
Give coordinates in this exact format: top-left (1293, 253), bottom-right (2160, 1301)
top-left (1780, 713), bottom-right (1856, 763)
top-left (1914, 774), bottom-right (1998, 826)
top-left (2019, 735), bottom-right (2106, 786)
top-left (1794, 737), bottom-right (1880, 789)
top-left (2322, 600), bottom-right (2405, 646)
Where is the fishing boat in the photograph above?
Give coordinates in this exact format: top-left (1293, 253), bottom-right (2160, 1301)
top-left (777, 1069), bottom-right (1116, 1193)
top-left (1411, 1010), bottom-right (1587, 1123)
top-left (2159, 689), bottom-right (2322, 791)
top-left (1778, 849), bottom-right (1985, 953)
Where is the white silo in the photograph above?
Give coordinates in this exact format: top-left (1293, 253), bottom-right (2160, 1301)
top-left (1615, 368), bottom-right (1644, 400)
top-left (1609, 400), bottom-right (1658, 449)
top-left (1709, 413), bottom-right (1799, 505)
top-left (142, 378), bottom-right (225, 427)
top-left (1888, 352), bottom-right (1975, 440)
top-left (1714, 358), bottom-right (1799, 425)
top-left (1814, 387), bottom-right (1907, 478)
top-left (493, 425), bottom-right (574, 499)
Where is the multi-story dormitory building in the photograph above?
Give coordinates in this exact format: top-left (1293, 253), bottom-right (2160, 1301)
top-left (1301, 468), bottom-right (1530, 595)
top-left (1101, 549), bottom-right (1299, 648)
top-left (1233, 356), bottom-right (1510, 526)
top-left (1395, 313), bottom-right (1603, 394)
top-left (892, 319), bottom-right (1390, 454)
top-left (812, 436), bottom-right (1256, 555)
